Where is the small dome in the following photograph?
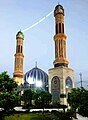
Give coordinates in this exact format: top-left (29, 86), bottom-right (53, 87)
top-left (24, 66), bottom-right (48, 91)
top-left (16, 31), bottom-right (24, 40)
top-left (55, 3), bottom-right (63, 9)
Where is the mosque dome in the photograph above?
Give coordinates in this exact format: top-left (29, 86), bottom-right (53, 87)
top-left (24, 65), bottom-right (48, 91)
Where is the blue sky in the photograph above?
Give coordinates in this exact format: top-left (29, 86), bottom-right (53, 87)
top-left (0, 0), bottom-right (88, 88)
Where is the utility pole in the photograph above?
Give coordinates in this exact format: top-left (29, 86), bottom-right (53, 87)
top-left (79, 73), bottom-right (83, 88)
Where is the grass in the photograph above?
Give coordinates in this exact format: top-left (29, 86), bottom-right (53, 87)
top-left (4, 113), bottom-right (60, 120)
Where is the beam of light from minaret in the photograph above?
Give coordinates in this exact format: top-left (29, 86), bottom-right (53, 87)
top-left (22, 10), bottom-right (53, 32)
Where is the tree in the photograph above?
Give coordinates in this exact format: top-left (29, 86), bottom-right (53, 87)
top-left (68, 87), bottom-right (88, 117)
top-left (40, 91), bottom-right (52, 107)
top-left (22, 89), bottom-right (34, 108)
top-left (33, 89), bottom-right (41, 108)
top-left (0, 72), bottom-right (20, 112)
top-left (33, 90), bottom-right (52, 108)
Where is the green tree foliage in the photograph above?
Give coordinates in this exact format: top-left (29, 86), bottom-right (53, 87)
top-left (68, 87), bottom-right (88, 117)
top-left (0, 72), bottom-right (20, 112)
top-left (22, 89), bottom-right (34, 108)
top-left (22, 89), bottom-right (52, 109)
top-left (33, 90), bottom-right (52, 108)
top-left (0, 72), bottom-right (17, 92)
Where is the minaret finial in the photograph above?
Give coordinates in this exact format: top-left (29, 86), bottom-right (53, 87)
top-left (58, 1), bottom-right (60, 5)
top-left (35, 61), bottom-right (37, 68)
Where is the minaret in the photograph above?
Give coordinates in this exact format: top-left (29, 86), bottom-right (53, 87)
top-left (13, 31), bottom-right (24, 85)
top-left (48, 4), bottom-right (74, 105)
top-left (54, 4), bottom-right (68, 67)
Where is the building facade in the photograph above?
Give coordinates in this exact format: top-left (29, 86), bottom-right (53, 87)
top-left (13, 4), bottom-right (74, 105)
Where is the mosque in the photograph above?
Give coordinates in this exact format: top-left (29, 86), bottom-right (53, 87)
top-left (13, 4), bottom-right (74, 105)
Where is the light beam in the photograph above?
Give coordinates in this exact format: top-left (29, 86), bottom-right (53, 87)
top-left (22, 10), bottom-right (53, 32)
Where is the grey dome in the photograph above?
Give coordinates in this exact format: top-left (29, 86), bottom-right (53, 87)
top-left (24, 66), bottom-right (48, 91)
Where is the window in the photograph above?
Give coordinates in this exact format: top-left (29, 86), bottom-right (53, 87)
top-left (62, 23), bottom-right (64, 33)
top-left (55, 41), bottom-right (58, 58)
top-left (66, 77), bottom-right (72, 88)
top-left (21, 46), bottom-right (22, 53)
top-left (18, 45), bottom-right (20, 53)
top-left (59, 23), bottom-right (61, 33)
top-left (56, 24), bottom-right (58, 34)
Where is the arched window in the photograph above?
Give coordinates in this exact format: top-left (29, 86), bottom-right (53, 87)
top-left (51, 76), bottom-right (60, 90)
top-left (17, 45), bottom-right (20, 53)
top-left (66, 77), bottom-right (72, 88)
top-left (62, 23), bottom-right (64, 33)
top-left (59, 23), bottom-right (61, 33)
top-left (21, 46), bottom-right (22, 53)
top-left (56, 24), bottom-right (58, 34)
top-left (51, 76), bottom-right (60, 102)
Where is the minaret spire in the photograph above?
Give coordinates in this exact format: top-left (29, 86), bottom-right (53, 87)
top-left (13, 31), bottom-right (24, 84)
top-left (53, 4), bottom-right (69, 67)
top-left (48, 3), bottom-right (74, 106)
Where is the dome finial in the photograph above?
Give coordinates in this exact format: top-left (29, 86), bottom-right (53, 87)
top-left (35, 61), bottom-right (37, 68)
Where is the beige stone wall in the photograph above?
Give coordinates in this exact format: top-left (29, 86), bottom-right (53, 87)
top-left (48, 66), bottom-right (74, 105)
top-left (14, 77), bottom-right (24, 85)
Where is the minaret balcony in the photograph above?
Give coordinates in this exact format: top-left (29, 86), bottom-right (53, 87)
top-left (54, 33), bottom-right (67, 41)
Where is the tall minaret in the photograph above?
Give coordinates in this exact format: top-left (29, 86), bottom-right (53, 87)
top-left (53, 4), bottom-right (68, 67)
top-left (13, 31), bottom-right (24, 85)
top-left (48, 4), bottom-right (74, 105)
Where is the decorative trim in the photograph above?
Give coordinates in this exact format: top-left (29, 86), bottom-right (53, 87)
top-left (54, 63), bottom-right (68, 67)
top-left (13, 74), bottom-right (23, 78)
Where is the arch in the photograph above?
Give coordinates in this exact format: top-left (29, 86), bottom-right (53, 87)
top-left (51, 76), bottom-right (60, 103)
top-left (66, 76), bottom-right (72, 88)
top-left (51, 76), bottom-right (60, 90)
